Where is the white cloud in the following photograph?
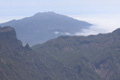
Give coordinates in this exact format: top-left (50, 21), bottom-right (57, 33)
top-left (69, 14), bottom-right (120, 36)
top-left (74, 25), bottom-right (107, 36)
top-left (54, 31), bottom-right (60, 35)
top-left (54, 31), bottom-right (71, 36)
top-left (65, 32), bottom-right (71, 35)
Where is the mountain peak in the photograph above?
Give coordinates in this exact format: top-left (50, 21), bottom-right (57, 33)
top-left (0, 26), bottom-right (23, 50)
top-left (0, 12), bottom-right (92, 45)
top-left (0, 26), bottom-right (16, 40)
top-left (25, 43), bottom-right (31, 50)
top-left (34, 11), bottom-right (57, 16)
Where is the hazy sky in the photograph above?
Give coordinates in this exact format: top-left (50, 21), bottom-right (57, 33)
top-left (0, 0), bottom-right (120, 35)
top-left (1, 0), bottom-right (120, 16)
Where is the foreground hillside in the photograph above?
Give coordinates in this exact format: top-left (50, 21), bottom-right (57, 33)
top-left (33, 28), bottom-right (120, 80)
top-left (0, 12), bottom-right (92, 45)
top-left (0, 26), bottom-right (81, 80)
top-left (1, 26), bottom-right (120, 80)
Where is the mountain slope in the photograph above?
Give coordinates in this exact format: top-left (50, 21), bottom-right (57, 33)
top-left (0, 26), bottom-right (54, 80)
top-left (0, 26), bottom-right (81, 80)
top-left (32, 28), bottom-right (120, 80)
top-left (0, 12), bottom-right (92, 45)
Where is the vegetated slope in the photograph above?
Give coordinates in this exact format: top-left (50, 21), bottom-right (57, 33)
top-left (0, 12), bottom-right (92, 45)
top-left (32, 28), bottom-right (120, 80)
top-left (0, 26), bottom-right (81, 80)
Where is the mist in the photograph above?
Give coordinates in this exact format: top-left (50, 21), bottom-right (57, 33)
top-left (69, 14), bottom-right (120, 36)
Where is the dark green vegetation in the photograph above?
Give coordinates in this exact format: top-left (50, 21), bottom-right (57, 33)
top-left (0, 12), bottom-right (92, 45)
top-left (1, 26), bottom-right (120, 80)
top-left (33, 28), bottom-right (120, 80)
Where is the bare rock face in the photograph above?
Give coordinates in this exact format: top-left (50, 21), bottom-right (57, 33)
top-left (0, 26), bottom-right (23, 52)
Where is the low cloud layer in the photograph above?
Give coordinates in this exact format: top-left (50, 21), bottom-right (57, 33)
top-left (54, 31), bottom-right (71, 36)
top-left (69, 14), bottom-right (120, 36)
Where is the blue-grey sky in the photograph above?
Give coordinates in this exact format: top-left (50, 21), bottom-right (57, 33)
top-left (1, 0), bottom-right (120, 16)
top-left (0, 0), bottom-right (120, 35)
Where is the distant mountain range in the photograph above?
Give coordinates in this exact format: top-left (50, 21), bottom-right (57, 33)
top-left (0, 12), bottom-right (92, 45)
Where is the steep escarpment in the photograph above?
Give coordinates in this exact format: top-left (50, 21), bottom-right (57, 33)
top-left (0, 27), bottom-right (23, 52)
